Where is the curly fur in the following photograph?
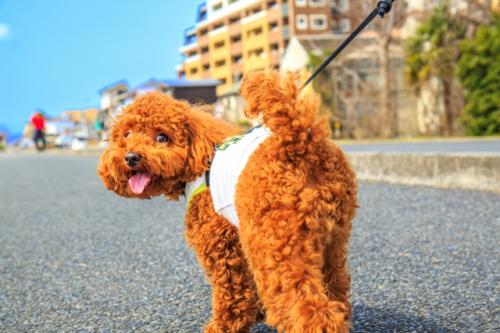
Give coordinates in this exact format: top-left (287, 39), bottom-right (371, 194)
top-left (98, 71), bottom-right (357, 333)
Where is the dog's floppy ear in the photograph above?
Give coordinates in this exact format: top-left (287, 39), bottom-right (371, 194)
top-left (184, 106), bottom-right (240, 178)
top-left (97, 145), bottom-right (129, 194)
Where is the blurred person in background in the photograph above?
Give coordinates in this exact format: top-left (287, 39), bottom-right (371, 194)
top-left (31, 111), bottom-right (46, 151)
top-left (0, 133), bottom-right (6, 151)
top-left (95, 112), bottom-right (106, 140)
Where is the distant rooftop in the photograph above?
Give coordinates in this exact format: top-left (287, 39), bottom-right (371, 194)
top-left (98, 79), bottom-right (129, 95)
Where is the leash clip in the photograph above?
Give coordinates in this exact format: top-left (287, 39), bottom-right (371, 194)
top-left (377, 0), bottom-right (395, 17)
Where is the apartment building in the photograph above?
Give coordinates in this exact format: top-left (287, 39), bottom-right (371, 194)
top-left (177, 0), bottom-right (359, 94)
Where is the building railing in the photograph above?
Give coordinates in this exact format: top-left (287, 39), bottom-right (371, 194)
top-left (185, 54), bottom-right (201, 63)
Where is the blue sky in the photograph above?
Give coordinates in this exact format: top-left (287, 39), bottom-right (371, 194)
top-left (0, 0), bottom-right (200, 133)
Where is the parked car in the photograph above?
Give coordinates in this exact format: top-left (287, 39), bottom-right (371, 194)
top-left (18, 137), bottom-right (35, 149)
top-left (54, 133), bottom-right (73, 148)
top-left (71, 137), bottom-right (88, 151)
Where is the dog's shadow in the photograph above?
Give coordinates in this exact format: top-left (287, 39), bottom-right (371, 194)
top-left (251, 303), bottom-right (457, 333)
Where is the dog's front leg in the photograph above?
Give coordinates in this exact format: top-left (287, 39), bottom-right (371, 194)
top-left (185, 192), bottom-right (259, 333)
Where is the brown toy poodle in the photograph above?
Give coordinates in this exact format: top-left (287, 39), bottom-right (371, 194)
top-left (98, 71), bottom-right (357, 333)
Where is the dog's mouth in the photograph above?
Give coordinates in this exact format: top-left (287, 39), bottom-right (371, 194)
top-left (128, 172), bottom-right (152, 194)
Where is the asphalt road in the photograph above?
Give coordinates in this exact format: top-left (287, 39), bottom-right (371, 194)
top-left (0, 154), bottom-right (498, 333)
top-left (340, 139), bottom-right (500, 154)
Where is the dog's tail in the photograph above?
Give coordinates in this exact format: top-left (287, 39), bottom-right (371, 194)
top-left (240, 71), bottom-right (330, 159)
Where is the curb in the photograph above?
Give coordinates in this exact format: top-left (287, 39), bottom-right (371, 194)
top-left (347, 153), bottom-right (500, 194)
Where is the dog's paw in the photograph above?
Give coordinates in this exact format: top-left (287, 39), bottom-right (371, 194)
top-left (288, 300), bottom-right (350, 333)
top-left (204, 320), bottom-right (223, 333)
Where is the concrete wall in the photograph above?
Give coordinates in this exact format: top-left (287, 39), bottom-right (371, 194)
top-left (348, 153), bottom-right (500, 193)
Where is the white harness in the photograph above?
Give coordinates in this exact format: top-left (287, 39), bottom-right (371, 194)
top-left (185, 126), bottom-right (271, 227)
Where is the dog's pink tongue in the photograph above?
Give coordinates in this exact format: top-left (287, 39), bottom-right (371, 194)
top-left (128, 173), bottom-right (151, 194)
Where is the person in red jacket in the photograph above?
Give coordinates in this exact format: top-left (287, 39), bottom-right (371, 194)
top-left (31, 112), bottom-right (46, 151)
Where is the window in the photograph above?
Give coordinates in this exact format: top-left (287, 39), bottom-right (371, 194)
top-left (212, 2), bottom-right (223, 11)
top-left (229, 15), bottom-right (240, 24)
top-left (296, 14), bottom-right (308, 30)
top-left (232, 54), bottom-right (242, 63)
top-left (202, 64), bottom-right (210, 71)
top-left (338, 0), bottom-right (350, 11)
top-left (215, 59), bottom-right (226, 67)
top-left (214, 40), bottom-right (225, 49)
top-left (231, 35), bottom-right (241, 43)
top-left (200, 28), bottom-right (208, 36)
top-left (213, 22), bottom-right (224, 30)
top-left (229, 0), bottom-right (239, 4)
top-left (310, 14), bottom-right (327, 30)
top-left (340, 18), bottom-right (351, 33)
top-left (309, 0), bottom-right (326, 7)
top-left (190, 67), bottom-right (198, 75)
top-left (188, 51), bottom-right (197, 57)
top-left (269, 21), bottom-right (279, 31)
top-left (248, 48), bottom-right (265, 58)
top-left (267, 0), bottom-right (277, 8)
top-left (247, 27), bottom-right (263, 38)
top-left (185, 33), bottom-right (196, 45)
top-left (270, 43), bottom-right (279, 51)
top-left (252, 7), bottom-right (262, 14)
top-left (201, 47), bottom-right (209, 54)
top-left (295, 0), bottom-right (306, 7)
top-left (233, 73), bottom-right (243, 82)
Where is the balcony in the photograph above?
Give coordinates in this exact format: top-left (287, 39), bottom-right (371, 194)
top-left (209, 25), bottom-right (228, 37)
top-left (232, 61), bottom-right (243, 73)
top-left (197, 34), bottom-right (209, 48)
top-left (179, 41), bottom-right (198, 54)
top-left (230, 41), bottom-right (242, 55)
top-left (241, 10), bottom-right (267, 25)
top-left (270, 51), bottom-right (280, 66)
top-left (268, 28), bottom-right (282, 44)
top-left (201, 51), bottom-right (210, 64)
top-left (268, 4), bottom-right (281, 22)
top-left (185, 54), bottom-right (201, 63)
top-left (229, 23), bottom-right (241, 37)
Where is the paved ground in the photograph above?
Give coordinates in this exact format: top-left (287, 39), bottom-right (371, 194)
top-left (340, 138), bottom-right (500, 154)
top-left (0, 154), bottom-right (498, 332)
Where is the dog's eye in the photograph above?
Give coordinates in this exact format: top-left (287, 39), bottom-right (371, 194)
top-left (156, 134), bottom-right (169, 143)
top-left (125, 131), bottom-right (131, 139)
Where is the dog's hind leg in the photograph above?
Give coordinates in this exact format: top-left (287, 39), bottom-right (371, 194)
top-left (237, 209), bottom-right (350, 333)
top-left (185, 191), bottom-right (259, 333)
top-left (322, 225), bottom-right (352, 316)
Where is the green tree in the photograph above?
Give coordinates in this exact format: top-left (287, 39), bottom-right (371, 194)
top-left (405, 1), bottom-right (466, 135)
top-left (457, 15), bottom-right (500, 135)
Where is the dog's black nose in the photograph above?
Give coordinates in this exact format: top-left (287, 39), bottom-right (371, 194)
top-left (125, 152), bottom-right (141, 167)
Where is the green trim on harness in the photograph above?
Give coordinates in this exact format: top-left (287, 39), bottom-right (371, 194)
top-left (187, 183), bottom-right (208, 208)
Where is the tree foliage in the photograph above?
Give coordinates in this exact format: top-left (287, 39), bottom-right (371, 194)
top-left (405, 1), bottom-right (467, 135)
top-left (405, 2), bottom-right (466, 87)
top-left (457, 15), bottom-right (500, 135)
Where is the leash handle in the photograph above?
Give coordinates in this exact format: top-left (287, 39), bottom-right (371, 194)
top-left (301, 0), bottom-right (395, 90)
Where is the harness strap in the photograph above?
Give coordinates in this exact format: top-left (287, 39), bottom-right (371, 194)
top-left (185, 171), bottom-right (210, 208)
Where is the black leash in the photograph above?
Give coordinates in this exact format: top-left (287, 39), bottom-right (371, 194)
top-left (301, 0), bottom-right (396, 90)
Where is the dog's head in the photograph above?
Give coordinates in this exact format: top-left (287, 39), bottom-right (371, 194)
top-left (98, 92), bottom-right (238, 200)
